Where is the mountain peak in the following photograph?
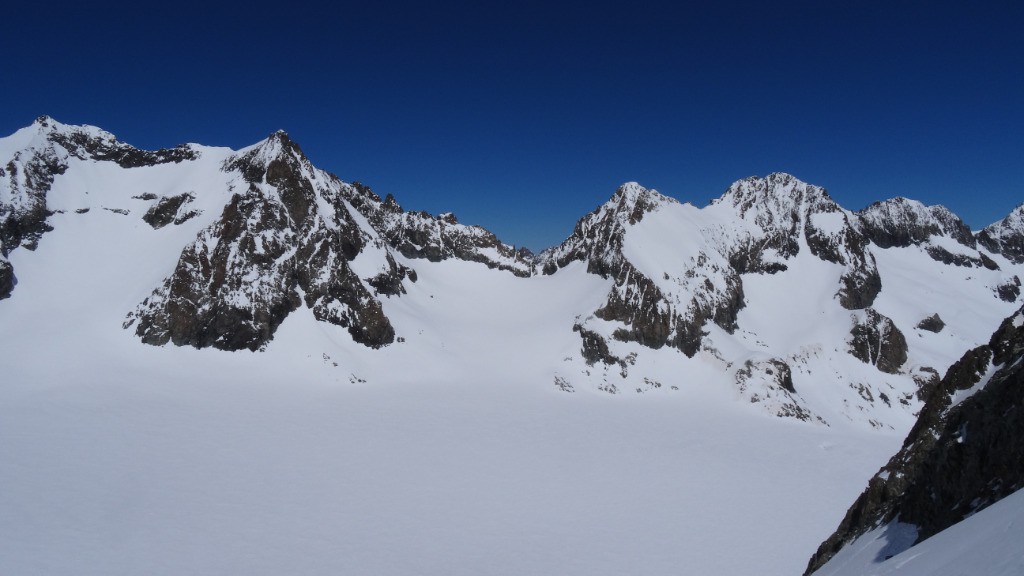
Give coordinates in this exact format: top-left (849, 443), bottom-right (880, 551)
top-left (717, 172), bottom-right (835, 210)
top-left (857, 196), bottom-right (975, 249)
top-left (606, 181), bottom-right (676, 220)
top-left (977, 203), bottom-right (1024, 264)
top-left (260, 129), bottom-right (303, 156)
top-left (993, 203), bottom-right (1024, 229)
top-left (227, 130), bottom-right (310, 183)
top-left (26, 115), bottom-right (116, 145)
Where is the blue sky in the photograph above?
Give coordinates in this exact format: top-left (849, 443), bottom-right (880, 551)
top-left (2, 1), bottom-right (1021, 250)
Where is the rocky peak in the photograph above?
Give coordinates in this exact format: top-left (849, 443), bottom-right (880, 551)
top-left (539, 182), bottom-right (674, 277)
top-left (540, 182), bottom-right (744, 360)
top-left (607, 181), bottom-right (676, 224)
top-left (225, 130), bottom-right (309, 184)
top-left (711, 173), bottom-right (880, 308)
top-left (857, 197), bottom-right (975, 248)
top-left (715, 172), bottom-right (840, 221)
top-left (977, 203), bottom-right (1024, 264)
top-left (129, 131), bottom-right (398, 351)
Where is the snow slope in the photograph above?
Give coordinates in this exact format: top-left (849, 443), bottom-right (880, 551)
top-left (812, 487), bottom-right (1024, 576)
top-left (0, 214), bottom-right (900, 574)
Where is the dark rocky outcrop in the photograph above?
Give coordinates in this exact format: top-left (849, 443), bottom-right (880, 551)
top-left (977, 204), bottom-right (1024, 264)
top-left (836, 261), bottom-right (882, 310)
top-left (365, 252), bottom-right (417, 297)
top-left (129, 190), bottom-right (305, 351)
top-left (540, 182), bottom-right (664, 277)
top-left (848, 308), bottom-right (908, 374)
top-left (142, 193), bottom-right (199, 229)
top-left (734, 358), bottom-right (817, 421)
top-left (574, 324), bottom-right (621, 366)
top-left (344, 182), bottom-right (533, 278)
top-left (916, 313), bottom-right (945, 333)
top-left (0, 256), bottom-right (14, 299)
top-left (995, 276), bottom-right (1021, 303)
top-left (46, 128), bottom-right (197, 169)
top-left (924, 245), bottom-right (1000, 269)
top-left (857, 197), bottom-right (975, 249)
top-left (0, 146), bottom-right (62, 254)
top-left (805, 306), bottom-right (1024, 575)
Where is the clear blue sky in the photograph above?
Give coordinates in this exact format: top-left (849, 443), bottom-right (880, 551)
top-left (2, 1), bottom-right (1021, 251)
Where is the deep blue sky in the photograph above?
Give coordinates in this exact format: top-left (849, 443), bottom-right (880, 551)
top-left (2, 1), bottom-right (1021, 251)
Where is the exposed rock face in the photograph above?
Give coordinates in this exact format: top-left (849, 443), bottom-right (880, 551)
top-left (1, 134), bottom-right (63, 253)
top-left (345, 183), bottom-right (533, 278)
top-left (541, 182), bottom-right (745, 357)
top-left (540, 182), bottom-right (663, 277)
top-left (125, 128), bottom-right (530, 352)
top-left (977, 204), bottom-right (1024, 264)
top-left (995, 275), bottom-right (1021, 303)
top-left (916, 313), bottom-right (945, 333)
top-left (923, 244), bottom-right (1000, 269)
top-left (128, 132), bottom-right (397, 351)
top-left (365, 252), bottom-right (416, 297)
top-left (0, 255), bottom-right (14, 299)
top-left (848, 308), bottom-right (908, 374)
top-left (855, 197), bottom-right (1005, 276)
top-left (42, 118), bottom-right (197, 168)
top-left (805, 306), bottom-right (1024, 575)
top-left (714, 173), bottom-right (882, 310)
top-left (575, 323), bottom-right (621, 366)
top-left (734, 358), bottom-right (818, 421)
top-left (857, 197), bottom-right (975, 249)
top-left (142, 193), bottom-right (199, 229)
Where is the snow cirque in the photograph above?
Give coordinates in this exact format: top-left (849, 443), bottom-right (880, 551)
top-left (2, 117), bottom-right (1022, 576)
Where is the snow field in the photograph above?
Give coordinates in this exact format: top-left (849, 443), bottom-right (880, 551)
top-left (0, 199), bottom-right (901, 576)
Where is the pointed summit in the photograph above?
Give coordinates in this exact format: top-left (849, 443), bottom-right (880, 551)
top-left (248, 128), bottom-right (304, 158)
top-left (266, 129), bottom-right (301, 153)
top-left (607, 181), bottom-right (678, 225)
top-left (540, 182), bottom-right (675, 276)
top-left (978, 203), bottom-right (1024, 263)
top-left (225, 129), bottom-right (313, 187)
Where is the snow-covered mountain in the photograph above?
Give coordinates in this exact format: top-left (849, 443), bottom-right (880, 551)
top-left (805, 303), bottom-right (1024, 575)
top-left (2, 117), bottom-right (1023, 575)
top-left (538, 173), bottom-right (1022, 426)
top-left (3, 117), bottom-right (1023, 429)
